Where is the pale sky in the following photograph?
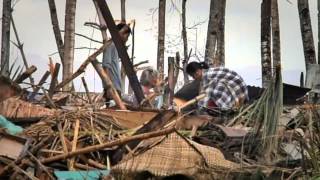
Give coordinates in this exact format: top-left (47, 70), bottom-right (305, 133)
top-left (0, 0), bottom-right (319, 92)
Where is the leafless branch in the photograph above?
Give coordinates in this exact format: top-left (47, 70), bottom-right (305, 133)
top-left (60, 30), bottom-right (102, 44)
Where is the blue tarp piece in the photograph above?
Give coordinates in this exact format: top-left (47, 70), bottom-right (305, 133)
top-left (0, 115), bottom-right (23, 135)
top-left (54, 170), bottom-right (110, 180)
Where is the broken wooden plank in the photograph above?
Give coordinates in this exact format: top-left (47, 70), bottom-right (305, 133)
top-left (14, 65), bottom-right (37, 84)
top-left (31, 71), bottom-right (51, 98)
top-left (48, 63), bottom-right (60, 97)
top-left (41, 126), bottom-right (175, 164)
top-left (91, 59), bottom-right (126, 110)
top-left (95, 0), bottom-right (145, 104)
top-left (69, 120), bottom-right (80, 170)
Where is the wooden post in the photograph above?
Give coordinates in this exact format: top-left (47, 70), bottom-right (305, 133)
top-left (174, 52), bottom-right (180, 87)
top-left (48, 0), bottom-right (64, 63)
top-left (271, 0), bottom-right (281, 71)
top-left (128, 20), bottom-right (136, 95)
top-left (182, 0), bottom-right (189, 83)
top-left (167, 57), bottom-right (175, 106)
top-left (300, 72), bottom-right (304, 87)
top-left (261, 0), bottom-right (272, 88)
top-left (14, 65), bottom-right (37, 84)
top-left (298, 0), bottom-right (317, 67)
top-left (95, 0), bottom-right (145, 104)
top-left (49, 63), bottom-right (60, 98)
top-left (157, 0), bottom-right (166, 80)
top-left (81, 77), bottom-right (92, 104)
top-left (30, 71), bottom-right (51, 100)
top-left (91, 59), bottom-right (126, 110)
top-left (62, 0), bottom-right (77, 91)
top-left (1, 0), bottom-right (11, 77)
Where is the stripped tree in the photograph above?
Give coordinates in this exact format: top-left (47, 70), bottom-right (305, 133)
top-left (181, 0), bottom-right (189, 83)
top-left (318, 0), bottom-right (320, 64)
top-left (205, 0), bottom-right (218, 66)
top-left (261, 0), bottom-right (272, 88)
top-left (62, 0), bottom-right (77, 91)
top-left (157, 0), bottom-right (166, 79)
top-left (48, 0), bottom-right (64, 64)
top-left (120, 0), bottom-right (126, 94)
top-left (205, 0), bottom-right (225, 67)
top-left (1, 0), bottom-right (11, 77)
top-left (271, 0), bottom-right (281, 72)
top-left (297, 0), bottom-right (317, 67)
top-left (215, 0), bottom-right (226, 66)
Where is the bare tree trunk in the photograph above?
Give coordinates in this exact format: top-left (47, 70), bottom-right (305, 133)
top-left (204, 0), bottom-right (219, 66)
top-left (318, 0), bottom-right (320, 64)
top-left (120, 0), bottom-right (126, 94)
top-left (261, 0), bottom-right (272, 88)
top-left (48, 0), bottom-right (64, 64)
top-left (1, 0), bottom-right (11, 77)
top-left (157, 0), bottom-right (166, 79)
top-left (215, 0), bottom-right (226, 67)
top-left (11, 14), bottom-right (35, 85)
top-left (298, 0), bottom-right (317, 66)
top-left (62, 0), bottom-right (77, 91)
top-left (181, 0), bottom-right (189, 83)
top-left (271, 0), bottom-right (281, 71)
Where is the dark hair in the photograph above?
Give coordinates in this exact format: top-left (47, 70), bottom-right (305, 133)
top-left (186, 62), bottom-right (209, 75)
top-left (116, 23), bottom-right (131, 34)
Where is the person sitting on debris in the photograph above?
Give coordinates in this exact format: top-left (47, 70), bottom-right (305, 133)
top-left (102, 23), bottom-right (131, 106)
top-left (140, 68), bottom-right (163, 108)
top-left (123, 68), bottom-right (163, 108)
top-left (186, 61), bottom-right (249, 111)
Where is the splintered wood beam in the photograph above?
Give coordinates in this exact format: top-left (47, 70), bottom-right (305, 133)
top-left (32, 71), bottom-right (51, 94)
top-left (49, 63), bottom-right (60, 97)
top-left (54, 42), bottom-right (109, 91)
top-left (14, 65), bottom-right (37, 84)
top-left (95, 0), bottom-right (145, 104)
top-left (91, 59), bottom-right (126, 110)
top-left (81, 77), bottom-right (92, 104)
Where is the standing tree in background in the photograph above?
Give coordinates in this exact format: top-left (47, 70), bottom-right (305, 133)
top-left (157, 0), bottom-right (166, 79)
top-left (120, 0), bottom-right (126, 94)
top-left (318, 0), bottom-right (320, 64)
top-left (271, 0), bottom-right (281, 72)
top-left (215, 0), bottom-right (226, 66)
top-left (261, 0), bottom-right (272, 88)
top-left (48, 0), bottom-right (64, 64)
top-left (1, 0), bottom-right (11, 77)
top-left (205, 0), bottom-right (218, 66)
top-left (62, 0), bottom-right (77, 91)
top-left (298, 0), bottom-right (317, 67)
top-left (204, 0), bottom-right (225, 67)
top-left (181, 0), bottom-right (189, 83)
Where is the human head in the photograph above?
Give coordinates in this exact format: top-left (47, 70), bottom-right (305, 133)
top-left (186, 61), bottom-right (209, 80)
top-left (140, 68), bottom-right (159, 88)
top-left (117, 23), bottom-right (131, 42)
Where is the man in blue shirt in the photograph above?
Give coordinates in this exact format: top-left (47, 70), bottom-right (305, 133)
top-left (102, 23), bottom-right (131, 106)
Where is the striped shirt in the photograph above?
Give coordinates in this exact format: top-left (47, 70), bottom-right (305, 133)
top-left (198, 67), bottom-right (248, 110)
